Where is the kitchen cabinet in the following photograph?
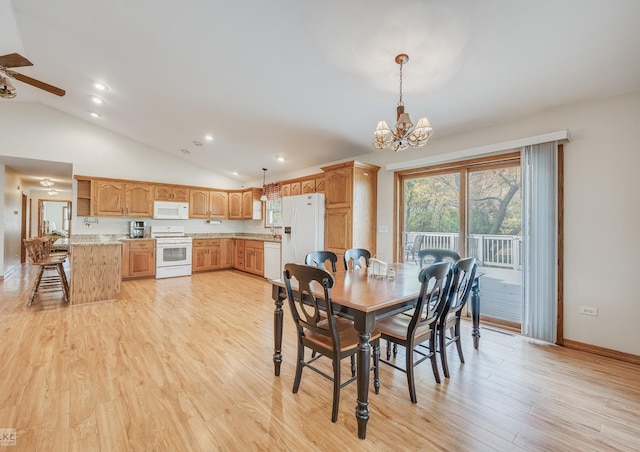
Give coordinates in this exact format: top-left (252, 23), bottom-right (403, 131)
top-left (315, 175), bottom-right (326, 194)
top-left (281, 183), bottom-right (291, 197)
top-left (192, 239), bottom-right (222, 272)
top-left (210, 191), bottom-right (228, 218)
top-left (94, 180), bottom-right (153, 217)
top-left (190, 189), bottom-right (229, 219)
top-left (122, 239), bottom-right (155, 279)
top-left (244, 240), bottom-right (264, 276)
top-left (301, 178), bottom-right (316, 194)
top-left (228, 191), bottom-right (243, 219)
top-left (290, 182), bottom-right (301, 196)
top-left (221, 238), bottom-right (234, 268)
top-left (155, 185), bottom-right (189, 202)
top-left (234, 239), bottom-right (245, 270)
top-left (242, 189), bottom-right (262, 220)
top-left (76, 178), bottom-right (92, 216)
top-left (321, 160), bottom-right (379, 264)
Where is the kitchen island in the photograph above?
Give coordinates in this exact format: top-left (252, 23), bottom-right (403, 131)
top-left (68, 237), bottom-right (122, 305)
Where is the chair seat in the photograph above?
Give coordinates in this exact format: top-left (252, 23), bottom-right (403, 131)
top-left (304, 317), bottom-right (381, 354)
top-left (376, 315), bottom-right (432, 342)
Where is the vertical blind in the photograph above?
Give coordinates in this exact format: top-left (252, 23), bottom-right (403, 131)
top-left (521, 141), bottom-right (558, 342)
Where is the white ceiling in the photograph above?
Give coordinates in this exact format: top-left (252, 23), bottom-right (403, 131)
top-left (2, 0), bottom-right (640, 183)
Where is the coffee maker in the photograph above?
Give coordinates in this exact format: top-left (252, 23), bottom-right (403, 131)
top-left (129, 220), bottom-right (146, 238)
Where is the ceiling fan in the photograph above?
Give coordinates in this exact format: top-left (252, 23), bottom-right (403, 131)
top-left (0, 53), bottom-right (65, 98)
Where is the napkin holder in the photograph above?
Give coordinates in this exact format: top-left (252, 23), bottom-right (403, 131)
top-left (368, 257), bottom-right (388, 279)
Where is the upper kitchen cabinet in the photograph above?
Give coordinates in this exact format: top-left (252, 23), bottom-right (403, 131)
top-left (315, 175), bottom-right (326, 194)
top-left (155, 185), bottom-right (189, 202)
top-left (228, 191), bottom-right (243, 219)
top-left (242, 189), bottom-right (262, 220)
top-left (210, 190), bottom-right (228, 218)
top-left (228, 189), bottom-right (261, 220)
top-left (290, 182), bottom-right (302, 196)
top-left (93, 180), bottom-right (153, 217)
top-left (189, 189), bottom-right (228, 219)
top-left (281, 184), bottom-right (291, 197)
top-left (321, 161), bottom-right (380, 261)
top-left (76, 177), bottom-right (92, 216)
top-left (301, 178), bottom-right (316, 194)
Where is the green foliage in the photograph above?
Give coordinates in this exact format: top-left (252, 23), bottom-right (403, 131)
top-left (405, 167), bottom-right (521, 236)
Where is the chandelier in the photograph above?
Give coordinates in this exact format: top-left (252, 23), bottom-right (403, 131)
top-left (48, 189), bottom-right (59, 196)
top-left (372, 54), bottom-right (433, 152)
top-left (40, 178), bottom-right (54, 187)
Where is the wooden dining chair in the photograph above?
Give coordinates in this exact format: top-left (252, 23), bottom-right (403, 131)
top-left (23, 238), bottom-right (69, 307)
top-left (417, 248), bottom-right (461, 267)
top-left (436, 257), bottom-right (477, 378)
top-left (343, 248), bottom-right (371, 270)
top-left (305, 250), bottom-right (338, 272)
top-left (375, 261), bottom-right (452, 403)
top-left (283, 263), bottom-right (381, 422)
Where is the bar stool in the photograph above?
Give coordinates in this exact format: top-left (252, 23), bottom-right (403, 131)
top-left (23, 238), bottom-right (69, 307)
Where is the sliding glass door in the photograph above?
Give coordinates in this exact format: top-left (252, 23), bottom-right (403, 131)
top-left (398, 152), bottom-right (523, 328)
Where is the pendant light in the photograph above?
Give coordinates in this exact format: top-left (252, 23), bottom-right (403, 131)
top-left (260, 168), bottom-right (268, 202)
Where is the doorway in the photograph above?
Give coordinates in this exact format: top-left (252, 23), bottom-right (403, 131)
top-left (38, 199), bottom-right (72, 237)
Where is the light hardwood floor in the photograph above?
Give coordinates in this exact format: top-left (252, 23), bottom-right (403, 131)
top-left (1, 265), bottom-right (639, 451)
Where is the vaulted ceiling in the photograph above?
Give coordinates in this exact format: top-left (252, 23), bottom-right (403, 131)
top-left (2, 0), bottom-right (640, 182)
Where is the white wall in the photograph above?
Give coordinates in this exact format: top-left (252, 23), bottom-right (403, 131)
top-left (2, 166), bottom-right (23, 276)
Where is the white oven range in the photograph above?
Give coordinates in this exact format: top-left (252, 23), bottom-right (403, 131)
top-left (151, 225), bottom-right (193, 279)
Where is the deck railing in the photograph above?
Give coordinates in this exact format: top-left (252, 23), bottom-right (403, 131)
top-left (405, 232), bottom-right (522, 270)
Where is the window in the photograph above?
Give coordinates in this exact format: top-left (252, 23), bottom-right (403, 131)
top-left (265, 198), bottom-right (282, 227)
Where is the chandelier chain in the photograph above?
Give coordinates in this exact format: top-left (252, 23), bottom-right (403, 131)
top-left (398, 60), bottom-right (404, 106)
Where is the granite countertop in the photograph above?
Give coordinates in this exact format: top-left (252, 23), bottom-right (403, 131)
top-left (66, 235), bottom-right (128, 246)
top-left (188, 233), bottom-right (281, 242)
top-left (67, 233), bottom-right (281, 244)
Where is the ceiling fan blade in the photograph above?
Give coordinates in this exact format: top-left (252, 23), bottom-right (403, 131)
top-left (0, 53), bottom-right (33, 69)
top-left (6, 70), bottom-right (65, 97)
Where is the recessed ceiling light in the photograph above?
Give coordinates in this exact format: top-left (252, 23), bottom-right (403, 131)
top-left (231, 171), bottom-right (239, 176)
top-left (204, 135), bottom-right (214, 142)
top-left (277, 156), bottom-right (286, 162)
top-left (91, 96), bottom-right (104, 105)
top-left (89, 111), bottom-right (101, 118)
top-left (180, 149), bottom-right (191, 154)
top-left (94, 82), bottom-right (109, 91)
top-left (193, 140), bottom-right (203, 147)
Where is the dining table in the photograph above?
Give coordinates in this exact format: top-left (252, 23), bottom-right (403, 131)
top-left (270, 263), bottom-right (481, 439)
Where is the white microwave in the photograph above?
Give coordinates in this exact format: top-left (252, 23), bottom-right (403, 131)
top-left (153, 201), bottom-right (189, 220)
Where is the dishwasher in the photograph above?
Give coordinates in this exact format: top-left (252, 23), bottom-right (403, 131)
top-left (263, 241), bottom-right (282, 281)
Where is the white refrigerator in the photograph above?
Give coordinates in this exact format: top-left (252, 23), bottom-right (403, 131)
top-left (281, 193), bottom-right (325, 269)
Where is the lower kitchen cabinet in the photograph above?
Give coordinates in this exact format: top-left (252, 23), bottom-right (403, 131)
top-left (234, 239), bottom-right (245, 270)
top-left (192, 239), bottom-right (222, 272)
top-left (122, 239), bottom-right (155, 279)
top-left (221, 238), bottom-right (234, 268)
top-left (244, 240), bottom-right (264, 276)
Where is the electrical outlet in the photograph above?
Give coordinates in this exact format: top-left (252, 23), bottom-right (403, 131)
top-left (580, 306), bottom-right (598, 316)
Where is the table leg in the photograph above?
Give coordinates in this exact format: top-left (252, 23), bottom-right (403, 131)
top-left (353, 312), bottom-right (376, 439)
top-left (471, 277), bottom-right (481, 349)
top-left (356, 331), bottom-right (371, 439)
top-left (272, 285), bottom-right (284, 376)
